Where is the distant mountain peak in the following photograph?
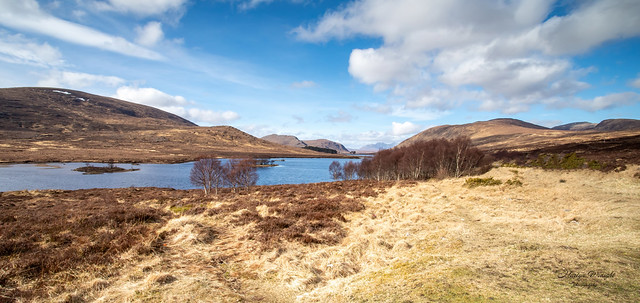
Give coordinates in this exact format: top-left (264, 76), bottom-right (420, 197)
top-left (261, 134), bottom-right (307, 148)
top-left (261, 134), bottom-right (351, 154)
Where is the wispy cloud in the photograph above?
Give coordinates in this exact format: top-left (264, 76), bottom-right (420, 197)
top-left (0, 0), bottom-right (163, 60)
top-left (326, 111), bottom-right (353, 123)
top-left (135, 21), bottom-right (164, 47)
top-left (38, 71), bottom-right (125, 88)
top-left (92, 0), bottom-right (189, 17)
top-left (0, 31), bottom-right (64, 67)
top-left (571, 92), bottom-right (640, 112)
top-left (630, 75), bottom-right (640, 89)
top-left (236, 0), bottom-right (306, 10)
top-left (291, 80), bottom-right (317, 89)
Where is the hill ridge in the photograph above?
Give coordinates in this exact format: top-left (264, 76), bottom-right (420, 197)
top-left (399, 118), bottom-right (640, 152)
top-left (0, 87), bottom-right (196, 133)
top-left (0, 87), bottom-right (333, 162)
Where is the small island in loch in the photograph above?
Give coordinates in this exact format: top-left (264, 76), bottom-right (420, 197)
top-left (73, 163), bottom-right (140, 175)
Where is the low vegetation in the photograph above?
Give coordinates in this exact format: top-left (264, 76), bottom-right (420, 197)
top-left (0, 181), bottom-right (390, 302)
top-left (495, 149), bottom-right (633, 173)
top-left (329, 136), bottom-right (486, 181)
top-left (464, 176), bottom-right (502, 187)
top-left (1, 165), bottom-right (638, 302)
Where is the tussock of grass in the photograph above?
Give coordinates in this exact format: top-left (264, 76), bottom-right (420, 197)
top-left (464, 177), bottom-right (503, 187)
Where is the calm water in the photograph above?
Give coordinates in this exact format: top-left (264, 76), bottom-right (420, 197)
top-left (0, 158), bottom-right (361, 192)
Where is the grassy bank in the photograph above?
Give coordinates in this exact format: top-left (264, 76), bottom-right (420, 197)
top-left (1, 167), bottom-right (638, 302)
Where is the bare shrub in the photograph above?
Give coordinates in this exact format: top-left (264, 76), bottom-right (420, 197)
top-left (190, 157), bottom-right (225, 195)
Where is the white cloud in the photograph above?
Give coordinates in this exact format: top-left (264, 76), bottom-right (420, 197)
top-left (239, 0), bottom-right (274, 10)
top-left (630, 76), bottom-right (640, 89)
top-left (572, 92), bottom-right (640, 112)
top-left (135, 21), bottom-right (164, 47)
top-left (93, 0), bottom-right (188, 17)
top-left (0, 0), bottom-right (163, 60)
top-left (390, 106), bottom-right (448, 121)
top-left (295, 0), bottom-right (640, 114)
top-left (355, 102), bottom-right (392, 114)
top-left (326, 111), bottom-right (353, 123)
top-left (348, 47), bottom-right (424, 91)
top-left (187, 108), bottom-right (240, 125)
top-left (391, 121), bottom-right (422, 136)
top-left (38, 71), bottom-right (125, 88)
top-left (291, 80), bottom-right (317, 88)
top-left (0, 32), bottom-right (63, 67)
top-left (114, 86), bottom-right (239, 125)
top-left (535, 0), bottom-right (640, 55)
top-left (236, 0), bottom-right (305, 10)
top-left (115, 86), bottom-right (187, 107)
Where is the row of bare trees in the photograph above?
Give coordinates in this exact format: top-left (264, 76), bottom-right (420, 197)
top-left (330, 137), bottom-right (485, 181)
top-left (190, 157), bottom-right (258, 195)
top-left (329, 161), bottom-right (358, 181)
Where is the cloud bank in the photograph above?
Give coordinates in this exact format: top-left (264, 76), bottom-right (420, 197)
top-left (295, 0), bottom-right (640, 114)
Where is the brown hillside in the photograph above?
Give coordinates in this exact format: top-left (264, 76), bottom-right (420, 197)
top-left (0, 87), bottom-right (196, 132)
top-left (552, 122), bottom-right (597, 131)
top-left (594, 119), bottom-right (640, 131)
top-left (0, 87), bottom-right (331, 163)
top-left (304, 139), bottom-right (351, 154)
top-left (399, 118), bottom-right (640, 153)
top-left (261, 134), bottom-right (307, 148)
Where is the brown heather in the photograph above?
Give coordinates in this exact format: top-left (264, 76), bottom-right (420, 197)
top-left (1, 166), bottom-right (639, 302)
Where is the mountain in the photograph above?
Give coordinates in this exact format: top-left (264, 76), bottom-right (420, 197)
top-left (0, 87), bottom-right (195, 133)
top-left (398, 118), bottom-right (640, 152)
top-left (552, 122), bottom-right (597, 131)
top-left (398, 118), bottom-right (549, 149)
top-left (594, 119), bottom-right (640, 131)
top-left (303, 139), bottom-right (351, 154)
top-left (261, 134), bottom-right (351, 154)
top-left (356, 142), bottom-right (396, 153)
top-left (0, 87), bottom-right (329, 163)
top-left (261, 134), bottom-right (307, 148)
top-left (551, 119), bottom-right (640, 131)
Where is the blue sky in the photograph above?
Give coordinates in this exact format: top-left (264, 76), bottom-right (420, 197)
top-left (1, 0), bottom-right (639, 149)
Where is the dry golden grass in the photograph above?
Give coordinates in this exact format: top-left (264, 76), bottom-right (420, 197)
top-left (2, 167), bottom-right (638, 302)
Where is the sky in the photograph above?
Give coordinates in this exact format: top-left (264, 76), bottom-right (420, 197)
top-left (1, 0), bottom-right (639, 149)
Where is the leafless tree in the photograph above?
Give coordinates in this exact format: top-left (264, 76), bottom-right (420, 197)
top-left (342, 161), bottom-right (358, 180)
top-left (190, 157), bottom-right (224, 195)
top-left (225, 158), bottom-right (258, 191)
top-left (329, 161), bottom-right (343, 180)
top-left (352, 136), bottom-right (483, 181)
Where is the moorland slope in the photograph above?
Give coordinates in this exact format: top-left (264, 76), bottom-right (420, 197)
top-left (398, 118), bottom-right (640, 165)
top-left (0, 87), bottom-right (329, 163)
top-left (1, 166), bottom-right (638, 302)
